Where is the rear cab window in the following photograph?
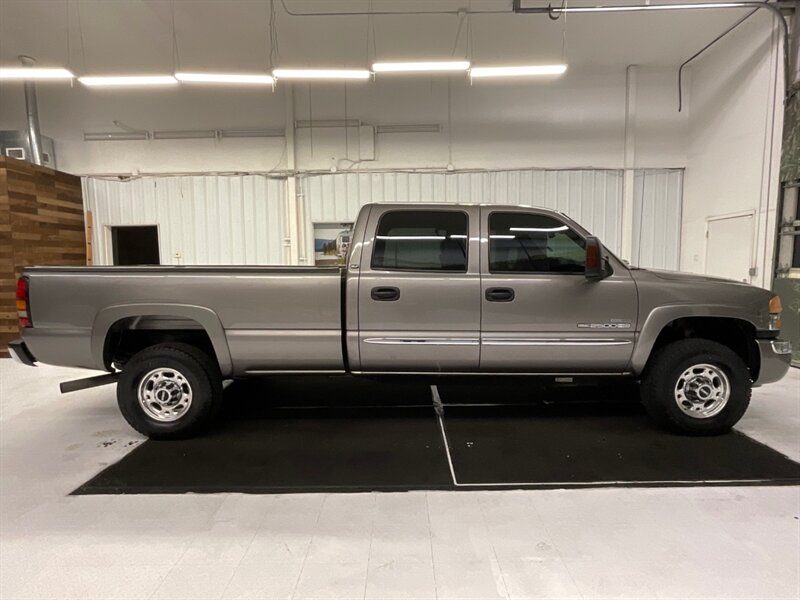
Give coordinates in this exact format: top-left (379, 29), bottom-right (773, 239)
top-left (372, 210), bottom-right (468, 272)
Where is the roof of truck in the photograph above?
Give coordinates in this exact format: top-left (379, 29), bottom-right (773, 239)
top-left (364, 201), bottom-right (557, 210)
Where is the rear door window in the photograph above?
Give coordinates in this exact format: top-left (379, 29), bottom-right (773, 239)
top-left (372, 210), bottom-right (468, 272)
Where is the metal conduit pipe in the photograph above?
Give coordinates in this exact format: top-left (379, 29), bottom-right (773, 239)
top-left (513, 0), bottom-right (791, 102)
top-left (19, 55), bottom-right (43, 166)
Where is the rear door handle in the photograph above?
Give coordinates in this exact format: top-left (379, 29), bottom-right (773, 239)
top-left (485, 287), bottom-right (515, 302)
top-left (371, 286), bottom-right (400, 301)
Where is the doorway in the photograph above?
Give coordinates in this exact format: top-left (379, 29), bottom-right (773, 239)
top-left (705, 213), bottom-right (754, 283)
top-left (111, 226), bottom-right (160, 266)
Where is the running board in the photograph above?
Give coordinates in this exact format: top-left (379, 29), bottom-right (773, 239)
top-left (60, 373), bottom-right (120, 394)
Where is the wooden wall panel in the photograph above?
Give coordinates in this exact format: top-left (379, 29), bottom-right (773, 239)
top-left (0, 156), bottom-right (86, 357)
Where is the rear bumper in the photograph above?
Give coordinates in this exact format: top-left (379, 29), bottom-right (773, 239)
top-left (8, 339), bottom-right (36, 367)
top-left (755, 339), bottom-right (792, 385)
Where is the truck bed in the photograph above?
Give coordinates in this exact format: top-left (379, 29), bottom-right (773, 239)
top-left (22, 266), bottom-right (345, 376)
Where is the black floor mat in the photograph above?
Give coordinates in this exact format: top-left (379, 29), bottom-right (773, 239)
top-left (75, 378), bottom-right (451, 494)
top-left (74, 378), bottom-right (800, 494)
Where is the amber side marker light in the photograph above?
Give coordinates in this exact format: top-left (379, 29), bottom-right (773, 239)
top-left (16, 276), bottom-right (31, 328)
top-left (769, 295), bottom-right (782, 330)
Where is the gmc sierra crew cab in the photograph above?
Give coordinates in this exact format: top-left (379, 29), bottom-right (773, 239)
top-left (9, 203), bottom-right (793, 439)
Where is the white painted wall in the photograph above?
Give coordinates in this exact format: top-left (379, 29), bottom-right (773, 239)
top-left (681, 13), bottom-right (784, 288)
top-left (0, 66), bottom-right (686, 175)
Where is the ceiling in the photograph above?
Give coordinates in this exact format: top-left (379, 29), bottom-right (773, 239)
top-left (0, 0), bottom-right (777, 73)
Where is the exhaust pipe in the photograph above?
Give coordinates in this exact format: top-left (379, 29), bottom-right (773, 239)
top-left (19, 55), bottom-right (43, 165)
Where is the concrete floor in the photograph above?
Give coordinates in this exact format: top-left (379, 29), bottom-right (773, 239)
top-left (0, 359), bottom-right (798, 600)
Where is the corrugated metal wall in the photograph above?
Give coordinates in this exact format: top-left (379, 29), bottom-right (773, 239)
top-left (83, 175), bottom-right (286, 265)
top-left (302, 168), bottom-right (625, 256)
top-left (83, 168), bottom-right (683, 269)
top-left (632, 169), bottom-right (683, 270)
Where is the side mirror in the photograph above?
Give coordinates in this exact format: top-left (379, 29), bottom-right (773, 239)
top-left (584, 236), bottom-right (606, 279)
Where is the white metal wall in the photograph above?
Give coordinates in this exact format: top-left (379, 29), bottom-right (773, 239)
top-left (83, 168), bottom-right (682, 269)
top-left (632, 169), bottom-right (683, 270)
top-left (83, 175), bottom-right (286, 265)
top-left (302, 169), bottom-right (625, 258)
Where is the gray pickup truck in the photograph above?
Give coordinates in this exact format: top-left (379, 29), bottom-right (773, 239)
top-left (10, 203), bottom-right (792, 439)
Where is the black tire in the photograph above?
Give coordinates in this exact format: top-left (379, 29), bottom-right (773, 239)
top-left (117, 343), bottom-right (222, 440)
top-left (641, 338), bottom-right (751, 436)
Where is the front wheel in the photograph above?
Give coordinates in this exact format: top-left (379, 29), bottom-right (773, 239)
top-left (117, 343), bottom-right (222, 439)
top-left (641, 339), bottom-right (751, 436)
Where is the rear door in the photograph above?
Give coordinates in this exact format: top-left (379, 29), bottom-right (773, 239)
top-left (356, 205), bottom-right (481, 372)
top-left (479, 206), bottom-right (638, 373)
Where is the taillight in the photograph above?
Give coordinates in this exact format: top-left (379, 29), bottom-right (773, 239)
top-left (16, 276), bottom-right (31, 328)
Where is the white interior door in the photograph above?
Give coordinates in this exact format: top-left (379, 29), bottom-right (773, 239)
top-left (705, 214), bottom-right (753, 283)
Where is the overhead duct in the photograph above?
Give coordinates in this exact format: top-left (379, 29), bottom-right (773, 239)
top-left (19, 55), bottom-right (43, 165)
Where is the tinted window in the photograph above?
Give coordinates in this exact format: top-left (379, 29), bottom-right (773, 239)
top-left (489, 212), bottom-right (585, 273)
top-left (372, 210), bottom-right (468, 271)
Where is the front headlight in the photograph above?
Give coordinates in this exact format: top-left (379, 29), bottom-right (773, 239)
top-left (769, 295), bottom-right (782, 330)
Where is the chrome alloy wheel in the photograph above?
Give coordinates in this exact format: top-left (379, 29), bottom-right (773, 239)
top-left (674, 363), bottom-right (730, 419)
top-left (137, 368), bottom-right (193, 422)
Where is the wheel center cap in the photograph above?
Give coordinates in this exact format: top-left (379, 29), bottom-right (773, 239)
top-left (155, 382), bottom-right (180, 405)
top-left (696, 385), bottom-right (713, 400)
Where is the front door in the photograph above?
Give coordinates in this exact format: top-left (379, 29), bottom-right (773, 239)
top-left (479, 207), bottom-right (638, 373)
top-left (357, 206), bottom-right (481, 372)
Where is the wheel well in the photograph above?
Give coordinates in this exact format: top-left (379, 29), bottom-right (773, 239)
top-left (104, 316), bottom-right (217, 370)
top-left (648, 317), bottom-right (759, 379)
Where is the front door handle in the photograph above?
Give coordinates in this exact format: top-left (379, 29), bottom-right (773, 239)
top-left (485, 287), bottom-right (515, 302)
top-left (371, 286), bottom-right (400, 301)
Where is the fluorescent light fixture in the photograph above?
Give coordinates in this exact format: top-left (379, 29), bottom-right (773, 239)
top-left (175, 72), bottom-right (274, 85)
top-left (510, 225), bottom-right (569, 232)
top-left (372, 60), bottom-right (470, 73)
top-left (84, 131), bottom-right (149, 141)
top-left (471, 64), bottom-right (567, 78)
top-left (0, 67), bottom-right (74, 80)
top-left (549, 2), bottom-right (749, 12)
top-left (272, 68), bottom-right (371, 80)
top-left (221, 128), bottom-right (285, 138)
top-left (490, 235), bottom-right (517, 239)
top-left (376, 124), bottom-right (441, 134)
top-left (153, 130), bottom-right (217, 140)
top-left (79, 75), bottom-right (178, 87)
top-left (296, 119), bottom-right (361, 128)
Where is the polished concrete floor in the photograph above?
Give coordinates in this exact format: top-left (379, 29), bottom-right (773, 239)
top-left (1, 359), bottom-right (798, 599)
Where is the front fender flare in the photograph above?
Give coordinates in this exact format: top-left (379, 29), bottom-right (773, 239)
top-left (92, 303), bottom-right (233, 376)
top-left (631, 304), bottom-right (758, 374)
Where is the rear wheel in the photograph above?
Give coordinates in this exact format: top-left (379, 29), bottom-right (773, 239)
top-left (641, 339), bottom-right (751, 436)
top-left (117, 343), bottom-right (222, 439)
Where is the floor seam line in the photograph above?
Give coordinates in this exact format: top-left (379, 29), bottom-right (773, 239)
top-left (290, 493), bottom-right (327, 600)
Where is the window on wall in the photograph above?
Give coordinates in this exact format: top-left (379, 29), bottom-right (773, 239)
top-left (489, 212), bottom-right (585, 274)
top-left (372, 210), bottom-right (468, 272)
top-left (111, 226), bottom-right (160, 265)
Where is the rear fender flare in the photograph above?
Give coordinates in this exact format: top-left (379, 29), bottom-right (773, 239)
top-left (92, 303), bottom-right (233, 376)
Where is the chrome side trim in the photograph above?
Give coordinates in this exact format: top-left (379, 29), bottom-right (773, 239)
top-left (244, 369), bottom-right (347, 375)
top-left (350, 371), bottom-right (632, 376)
top-left (364, 337), bottom-right (480, 346)
top-left (482, 338), bottom-right (632, 346)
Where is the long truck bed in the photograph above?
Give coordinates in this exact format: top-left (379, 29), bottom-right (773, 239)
top-left (21, 266), bottom-right (346, 376)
